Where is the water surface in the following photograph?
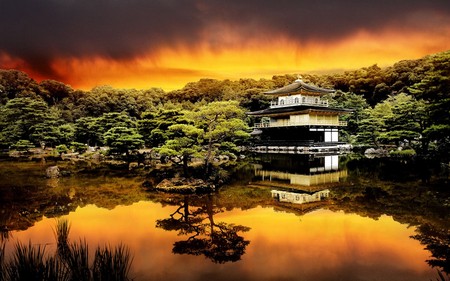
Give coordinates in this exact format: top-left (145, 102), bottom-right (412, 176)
top-left (1, 155), bottom-right (448, 280)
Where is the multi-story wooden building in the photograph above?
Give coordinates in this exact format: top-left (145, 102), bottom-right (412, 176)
top-left (247, 78), bottom-right (352, 153)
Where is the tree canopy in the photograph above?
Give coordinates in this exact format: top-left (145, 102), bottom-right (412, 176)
top-left (0, 50), bottom-right (449, 158)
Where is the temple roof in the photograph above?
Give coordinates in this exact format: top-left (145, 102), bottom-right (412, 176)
top-left (265, 79), bottom-right (335, 96)
top-left (247, 105), bottom-right (352, 117)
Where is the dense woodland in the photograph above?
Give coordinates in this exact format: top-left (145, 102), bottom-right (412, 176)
top-left (0, 50), bottom-right (449, 161)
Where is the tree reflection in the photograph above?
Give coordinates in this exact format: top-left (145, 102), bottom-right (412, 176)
top-left (331, 180), bottom-right (450, 275)
top-left (411, 223), bottom-right (450, 274)
top-left (156, 195), bottom-right (250, 263)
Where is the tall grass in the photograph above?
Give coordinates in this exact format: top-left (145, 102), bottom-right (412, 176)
top-left (5, 241), bottom-right (67, 281)
top-left (1, 220), bottom-right (134, 281)
top-left (63, 239), bottom-right (91, 281)
top-left (1, 242), bottom-right (5, 281)
top-left (93, 244), bottom-right (133, 281)
top-left (1, 230), bottom-right (11, 242)
top-left (54, 219), bottom-right (71, 261)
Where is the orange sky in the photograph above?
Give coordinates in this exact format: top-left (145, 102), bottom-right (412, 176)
top-left (54, 31), bottom-right (449, 91)
top-left (1, 1), bottom-right (450, 91)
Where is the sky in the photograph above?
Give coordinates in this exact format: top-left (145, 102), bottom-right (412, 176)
top-left (1, 0), bottom-right (450, 91)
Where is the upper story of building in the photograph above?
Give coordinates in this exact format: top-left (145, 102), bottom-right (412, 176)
top-left (247, 78), bottom-right (352, 129)
top-left (265, 78), bottom-right (335, 109)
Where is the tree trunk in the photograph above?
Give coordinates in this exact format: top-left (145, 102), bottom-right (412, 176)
top-left (183, 156), bottom-right (189, 177)
top-left (206, 195), bottom-right (215, 234)
top-left (183, 196), bottom-right (189, 223)
top-left (204, 139), bottom-right (213, 177)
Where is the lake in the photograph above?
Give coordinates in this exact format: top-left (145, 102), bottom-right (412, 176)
top-left (0, 154), bottom-right (449, 281)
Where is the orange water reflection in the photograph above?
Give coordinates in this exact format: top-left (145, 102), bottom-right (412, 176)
top-left (6, 201), bottom-right (433, 281)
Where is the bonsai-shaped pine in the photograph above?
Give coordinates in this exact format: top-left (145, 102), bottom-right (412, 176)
top-left (156, 195), bottom-right (250, 264)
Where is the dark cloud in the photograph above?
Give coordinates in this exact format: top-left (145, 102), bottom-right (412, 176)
top-left (0, 0), bottom-right (449, 77)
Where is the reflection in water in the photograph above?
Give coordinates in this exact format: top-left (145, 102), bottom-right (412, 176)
top-left (412, 223), bottom-right (450, 274)
top-left (252, 154), bottom-right (347, 189)
top-left (271, 189), bottom-right (330, 204)
top-left (0, 155), bottom-right (449, 280)
top-left (156, 195), bottom-right (250, 263)
top-left (253, 154), bottom-right (345, 205)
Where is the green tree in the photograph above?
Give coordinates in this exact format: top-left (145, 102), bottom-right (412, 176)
top-left (103, 127), bottom-right (144, 157)
top-left (379, 94), bottom-right (427, 147)
top-left (74, 117), bottom-right (102, 146)
top-left (191, 101), bottom-right (249, 174)
top-left (10, 140), bottom-right (35, 152)
top-left (74, 112), bottom-right (137, 146)
top-left (57, 124), bottom-right (76, 145)
top-left (39, 79), bottom-right (73, 105)
top-left (157, 124), bottom-right (203, 176)
top-left (138, 103), bottom-right (184, 147)
top-left (357, 101), bottom-right (392, 147)
top-left (409, 51), bottom-right (450, 155)
top-left (329, 91), bottom-right (369, 143)
top-left (357, 94), bottom-right (430, 151)
top-left (0, 70), bottom-right (41, 104)
top-left (158, 101), bottom-right (249, 177)
top-left (0, 98), bottom-right (60, 148)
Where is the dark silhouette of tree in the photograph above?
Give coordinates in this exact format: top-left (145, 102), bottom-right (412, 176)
top-left (411, 223), bottom-right (450, 274)
top-left (156, 195), bottom-right (250, 263)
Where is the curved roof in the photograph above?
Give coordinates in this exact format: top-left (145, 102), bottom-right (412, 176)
top-left (265, 79), bottom-right (335, 95)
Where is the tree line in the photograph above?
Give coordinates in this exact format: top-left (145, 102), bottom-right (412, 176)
top-left (0, 50), bottom-right (449, 160)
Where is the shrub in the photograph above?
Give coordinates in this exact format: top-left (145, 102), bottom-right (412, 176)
top-left (389, 148), bottom-right (416, 157)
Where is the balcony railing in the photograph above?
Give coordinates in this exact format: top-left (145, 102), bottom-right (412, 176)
top-left (254, 120), bottom-right (347, 128)
top-left (270, 99), bottom-right (328, 108)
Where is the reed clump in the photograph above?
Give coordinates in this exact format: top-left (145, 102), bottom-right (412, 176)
top-left (0, 219), bottom-right (133, 281)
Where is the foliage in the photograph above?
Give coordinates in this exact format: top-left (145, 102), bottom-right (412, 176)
top-left (103, 127), bottom-right (144, 156)
top-left (158, 100), bottom-right (250, 176)
top-left (0, 50), bottom-right (449, 158)
top-left (10, 140), bottom-right (35, 151)
top-left (357, 93), bottom-right (431, 151)
top-left (389, 148), bottom-right (416, 157)
top-left (0, 219), bottom-right (134, 281)
top-left (137, 102), bottom-right (184, 147)
top-left (56, 144), bottom-right (70, 154)
top-left (0, 98), bottom-right (61, 148)
top-left (70, 142), bottom-right (88, 154)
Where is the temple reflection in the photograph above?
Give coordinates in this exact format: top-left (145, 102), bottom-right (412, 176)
top-left (252, 154), bottom-right (347, 205)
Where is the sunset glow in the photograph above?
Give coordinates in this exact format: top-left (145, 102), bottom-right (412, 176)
top-left (47, 29), bottom-right (450, 91)
top-left (1, 0), bottom-right (449, 90)
top-left (5, 203), bottom-right (434, 280)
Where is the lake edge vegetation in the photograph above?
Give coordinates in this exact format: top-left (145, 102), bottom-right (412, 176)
top-left (0, 50), bottom-right (449, 168)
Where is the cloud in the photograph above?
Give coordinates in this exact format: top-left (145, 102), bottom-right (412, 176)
top-left (0, 0), bottom-right (449, 83)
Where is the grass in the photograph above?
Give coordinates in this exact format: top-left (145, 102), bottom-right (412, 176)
top-left (5, 241), bottom-right (63, 281)
top-left (1, 219), bottom-right (134, 281)
top-left (93, 244), bottom-right (133, 281)
top-left (1, 242), bottom-right (5, 281)
top-left (389, 148), bottom-right (416, 157)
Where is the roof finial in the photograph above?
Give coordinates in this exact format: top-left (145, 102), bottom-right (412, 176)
top-left (295, 74), bottom-right (303, 82)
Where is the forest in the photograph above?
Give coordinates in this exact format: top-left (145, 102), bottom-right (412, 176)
top-left (0, 50), bottom-right (449, 162)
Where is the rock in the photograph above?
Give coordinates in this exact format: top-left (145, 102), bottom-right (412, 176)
top-left (156, 177), bottom-right (215, 194)
top-left (61, 152), bottom-right (79, 160)
top-left (129, 162), bottom-right (139, 170)
top-left (364, 148), bottom-right (388, 155)
top-left (46, 166), bottom-right (60, 178)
